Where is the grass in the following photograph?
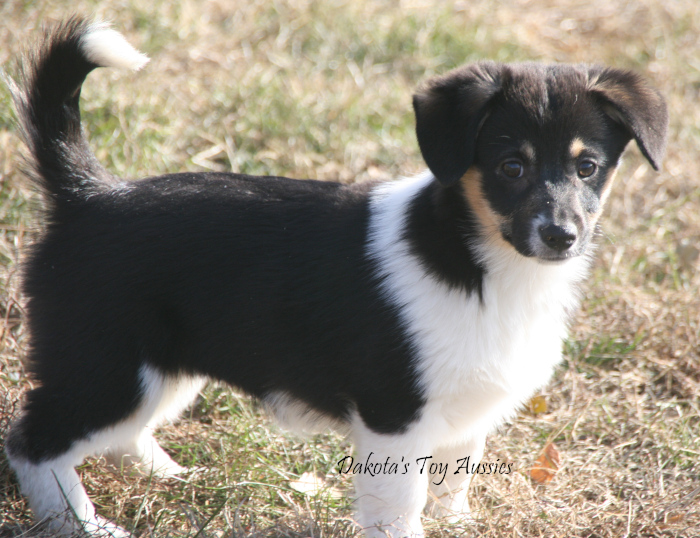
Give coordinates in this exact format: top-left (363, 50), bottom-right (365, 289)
top-left (1, 0), bottom-right (699, 536)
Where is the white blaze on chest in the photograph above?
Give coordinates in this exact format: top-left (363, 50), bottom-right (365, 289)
top-left (367, 173), bottom-right (591, 435)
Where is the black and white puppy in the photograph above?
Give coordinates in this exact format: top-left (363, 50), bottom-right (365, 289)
top-left (6, 18), bottom-right (667, 538)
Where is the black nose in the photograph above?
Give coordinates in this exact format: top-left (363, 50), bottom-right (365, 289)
top-left (539, 223), bottom-right (577, 252)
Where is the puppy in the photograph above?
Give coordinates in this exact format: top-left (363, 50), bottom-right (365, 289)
top-left (5, 17), bottom-right (667, 538)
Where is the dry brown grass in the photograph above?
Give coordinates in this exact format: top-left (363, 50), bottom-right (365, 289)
top-left (0, 1), bottom-right (698, 537)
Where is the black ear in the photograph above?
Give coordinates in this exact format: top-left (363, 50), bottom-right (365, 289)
top-left (413, 62), bottom-right (504, 186)
top-left (588, 67), bottom-right (668, 170)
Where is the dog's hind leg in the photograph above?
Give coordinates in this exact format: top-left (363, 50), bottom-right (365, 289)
top-left (104, 366), bottom-right (207, 478)
top-left (5, 450), bottom-right (131, 537)
top-left (6, 365), bottom-right (205, 535)
top-left (106, 429), bottom-right (187, 478)
top-left (5, 387), bottom-right (136, 537)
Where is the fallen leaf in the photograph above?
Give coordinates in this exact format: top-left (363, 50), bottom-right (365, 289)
top-left (530, 442), bottom-right (561, 484)
top-left (528, 395), bottom-right (548, 414)
top-left (666, 513), bottom-right (685, 524)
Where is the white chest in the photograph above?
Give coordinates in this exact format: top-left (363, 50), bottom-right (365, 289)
top-left (367, 174), bottom-right (590, 437)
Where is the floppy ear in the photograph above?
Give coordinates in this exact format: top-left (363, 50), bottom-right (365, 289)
top-left (413, 62), bottom-right (504, 186)
top-left (588, 67), bottom-right (668, 170)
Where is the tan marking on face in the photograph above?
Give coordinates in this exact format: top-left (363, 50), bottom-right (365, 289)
top-left (521, 141), bottom-right (536, 162)
top-left (460, 169), bottom-right (511, 249)
top-left (587, 167), bottom-right (619, 226)
top-left (569, 138), bottom-right (586, 159)
top-left (600, 167), bottom-right (618, 208)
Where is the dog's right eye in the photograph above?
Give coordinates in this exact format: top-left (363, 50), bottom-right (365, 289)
top-left (577, 160), bottom-right (597, 178)
top-left (501, 161), bottom-right (524, 179)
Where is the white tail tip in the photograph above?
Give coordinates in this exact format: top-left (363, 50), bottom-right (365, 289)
top-left (80, 22), bottom-right (150, 71)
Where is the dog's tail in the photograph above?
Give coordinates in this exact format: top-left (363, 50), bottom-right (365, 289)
top-left (7, 17), bottom-right (148, 206)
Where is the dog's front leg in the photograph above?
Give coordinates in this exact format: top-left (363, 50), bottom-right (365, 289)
top-left (425, 434), bottom-right (487, 522)
top-left (352, 423), bottom-right (430, 538)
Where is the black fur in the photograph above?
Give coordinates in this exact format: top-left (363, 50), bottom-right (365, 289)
top-left (15, 169), bottom-right (434, 461)
top-left (8, 17), bottom-right (117, 206)
top-left (405, 181), bottom-right (485, 296)
top-left (413, 61), bottom-right (668, 187)
top-left (414, 61), bottom-right (667, 261)
top-left (413, 62), bottom-right (502, 186)
top-left (6, 19), bottom-right (668, 537)
top-left (8, 20), bottom-right (670, 464)
top-left (7, 20), bottom-right (433, 463)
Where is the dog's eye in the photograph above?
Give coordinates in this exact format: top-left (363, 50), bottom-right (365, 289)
top-left (578, 160), bottom-right (597, 178)
top-left (501, 161), bottom-right (524, 179)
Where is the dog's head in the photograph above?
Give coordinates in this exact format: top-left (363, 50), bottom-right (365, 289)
top-left (413, 62), bottom-right (668, 263)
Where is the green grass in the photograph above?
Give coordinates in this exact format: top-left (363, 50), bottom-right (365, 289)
top-left (1, 0), bottom-right (699, 537)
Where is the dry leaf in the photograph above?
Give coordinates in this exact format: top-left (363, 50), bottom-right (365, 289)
top-left (530, 442), bottom-right (561, 484)
top-left (666, 513), bottom-right (685, 524)
top-left (528, 395), bottom-right (548, 414)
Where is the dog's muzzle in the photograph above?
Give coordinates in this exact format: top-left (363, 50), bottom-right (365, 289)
top-left (538, 222), bottom-right (578, 253)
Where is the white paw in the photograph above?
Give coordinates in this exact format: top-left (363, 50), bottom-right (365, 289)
top-left (44, 513), bottom-right (131, 538)
top-left (141, 458), bottom-right (188, 478)
top-left (82, 515), bottom-right (132, 537)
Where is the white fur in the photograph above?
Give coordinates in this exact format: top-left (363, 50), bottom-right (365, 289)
top-left (7, 367), bottom-right (205, 536)
top-left (357, 172), bottom-right (591, 536)
top-left (80, 22), bottom-right (149, 71)
top-left (264, 391), bottom-right (349, 435)
top-left (351, 417), bottom-right (431, 538)
top-left (9, 453), bottom-right (129, 537)
top-left (104, 366), bottom-right (206, 474)
top-left (9, 172), bottom-right (590, 538)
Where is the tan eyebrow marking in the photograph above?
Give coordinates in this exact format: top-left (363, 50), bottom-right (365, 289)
top-left (570, 138), bottom-right (586, 158)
